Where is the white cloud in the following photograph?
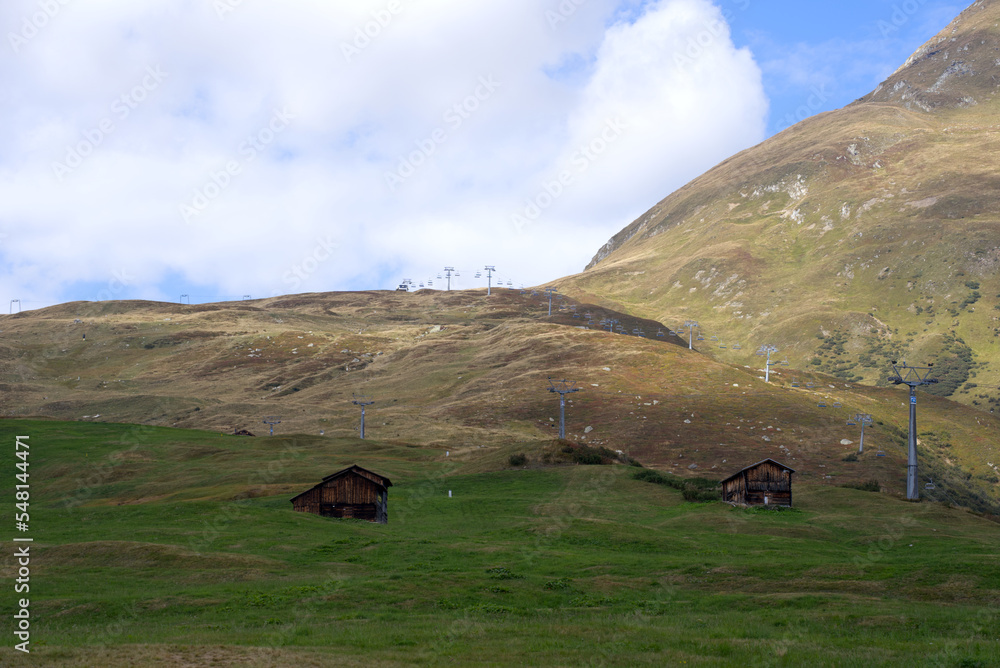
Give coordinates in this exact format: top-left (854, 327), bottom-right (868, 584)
top-left (0, 0), bottom-right (766, 308)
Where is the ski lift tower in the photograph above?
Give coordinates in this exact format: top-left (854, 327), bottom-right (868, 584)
top-left (548, 378), bottom-right (580, 440)
top-left (851, 413), bottom-right (874, 453)
top-left (444, 267), bottom-right (455, 291)
top-left (544, 287), bottom-right (558, 316)
top-left (756, 345), bottom-right (779, 383)
top-left (683, 321), bottom-right (699, 350)
top-left (262, 415), bottom-right (281, 436)
top-left (352, 394), bottom-right (375, 440)
top-left (888, 362), bottom-right (938, 500)
top-left (484, 266), bottom-right (496, 296)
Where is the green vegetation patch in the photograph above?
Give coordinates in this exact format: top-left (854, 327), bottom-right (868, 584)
top-left (0, 419), bottom-right (998, 666)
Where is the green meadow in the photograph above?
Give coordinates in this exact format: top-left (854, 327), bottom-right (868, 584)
top-left (1, 419), bottom-right (998, 666)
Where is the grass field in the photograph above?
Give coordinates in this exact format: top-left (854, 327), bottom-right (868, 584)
top-left (1, 419), bottom-right (997, 666)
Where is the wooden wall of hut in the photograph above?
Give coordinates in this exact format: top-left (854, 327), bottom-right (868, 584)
top-left (291, 469), bottom-right (389, 523)
top-left (721, 459), bottom-right (793, 507)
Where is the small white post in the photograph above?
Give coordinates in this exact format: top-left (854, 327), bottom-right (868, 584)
top-left (448, 490), bottom-right (452, 498)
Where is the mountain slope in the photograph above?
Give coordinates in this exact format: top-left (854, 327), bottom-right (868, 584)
top-left (560, 0), bottom-right (1000, 410)
top-left (1, 290), bottom-right (999, 514)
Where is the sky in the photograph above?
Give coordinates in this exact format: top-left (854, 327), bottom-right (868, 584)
top-left (0, 0), bottom-right (967, 309)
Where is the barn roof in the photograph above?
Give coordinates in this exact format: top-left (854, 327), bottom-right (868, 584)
top-left (290, 464), bottom-right (392, 503)
top-left (720, 458), bottom-right (796, 484)
top-left (321, 464), bottom-right (392, 487)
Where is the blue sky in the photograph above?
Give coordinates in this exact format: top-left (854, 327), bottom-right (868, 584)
top-left (0, 0), bottom-right (970, 309)
top-left (729, 0), bottom-right (964, 134)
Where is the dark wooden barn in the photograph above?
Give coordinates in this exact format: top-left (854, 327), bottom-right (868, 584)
top-left (290, 465), bottom-right (392, 524)
top-left (721, 459), bottom-right (795, 507)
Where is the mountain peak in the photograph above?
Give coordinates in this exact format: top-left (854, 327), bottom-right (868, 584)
top-left (858, 0), bottom-right (1000, 111)
top-left (566, 0), bottom-right (1000, 416)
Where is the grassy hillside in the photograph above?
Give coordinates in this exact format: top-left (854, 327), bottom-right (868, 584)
top-left (561, 0), bottom-right (1000, 411)
top-left (1, 420), bottom-right (998, 666)
top-left (2, 291), bottom-right (999, 513)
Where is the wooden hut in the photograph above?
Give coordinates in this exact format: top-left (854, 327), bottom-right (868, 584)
top-left (721, 459), bottom-right (795, 507)
top-left (290, 465), bottom-right (392, 524)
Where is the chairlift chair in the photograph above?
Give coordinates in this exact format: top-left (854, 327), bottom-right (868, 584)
top-left (720, 344), bottom-right (728, 349)
top-left (427, 280), bottom-right (434, 286)
top-left (847, 420), bottom-right (857, 426)
top-left (876, 449), bottom-right (886, 457)
top-left (925, 479), bottom-right (936, 490)
top-left (833, 402), bottom-right (842, 408)
top-left (475, 272), bottom-right (482, 278)
top-left (733, 343), bottom-right (742, 350)
top-left (710, 336), bottom-right (719, 341)
top-left (818, 402), bottom-right (827, 408)
top-left (437, 274), bottom-right (442, 279)
top-left (697, 335), bottom-right (705, 341)
top-left (791, 382), bottom-right (800, 387)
